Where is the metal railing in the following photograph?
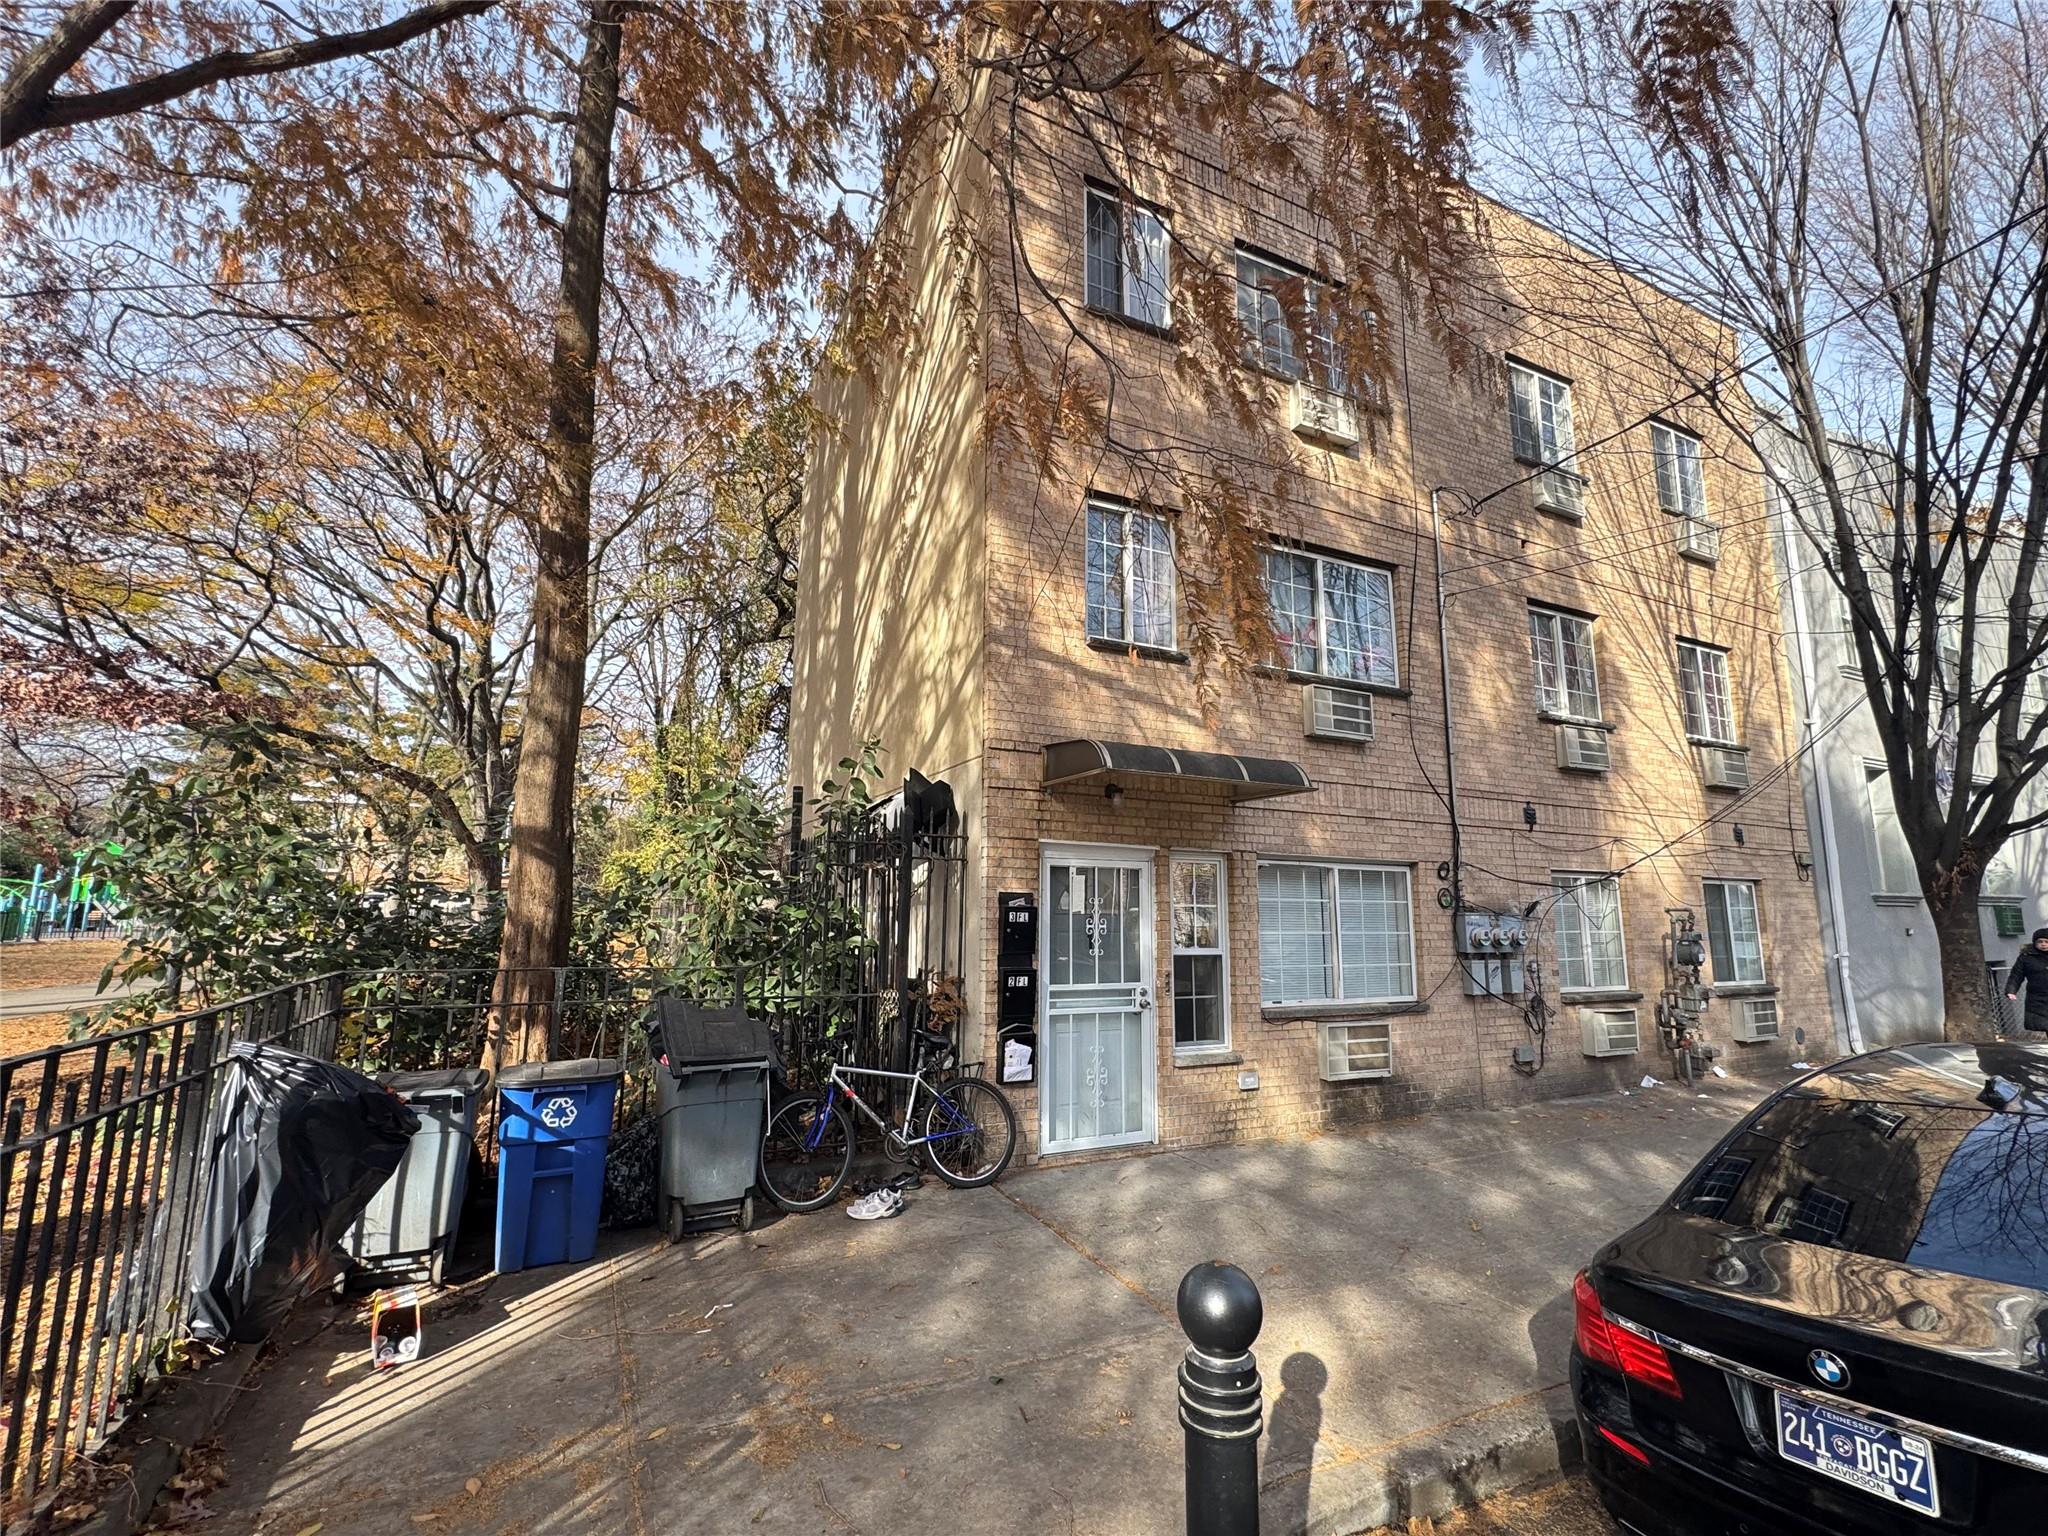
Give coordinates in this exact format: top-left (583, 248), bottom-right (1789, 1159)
top-left (0, 976), bottom-right (345, 1530)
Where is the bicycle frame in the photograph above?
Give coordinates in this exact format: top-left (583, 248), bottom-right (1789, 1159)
top-left (806, 1061), bottom-right (979, 1153)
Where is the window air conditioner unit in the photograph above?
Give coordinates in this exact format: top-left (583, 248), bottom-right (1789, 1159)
top-left (1731, 998), bottom-right (1780, 1042)
top-left (1557, 723), bottom-right (1612, 773)
top-left (1290, 381), bottom-right (1361, 447)
top-left (1700, 745), bottom-right (1751, 790)
top-left (1320, 1019), bottom-right (1392, 1081)
top-left (1678, 518), bottom-right (1721, 563)
top-left (1581, 1007), bottom-right (1641, 1058)
top-left (1532, 467), bottom-right (1585, 520)
top-left (1303, 684), bottom-right (1374, 742)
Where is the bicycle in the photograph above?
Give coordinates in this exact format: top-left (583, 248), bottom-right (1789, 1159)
top-left (758, 1027), bottom-right (1018, 1212)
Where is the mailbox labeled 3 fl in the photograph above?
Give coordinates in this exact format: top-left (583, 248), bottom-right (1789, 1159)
top-left (998, 891), bottom-right (1038, 960)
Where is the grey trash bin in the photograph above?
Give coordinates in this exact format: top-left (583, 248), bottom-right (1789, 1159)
top-left (650, 1000), bottom-right (776, 1241)
top-left (340, 1067), bottom-right (490, 1287)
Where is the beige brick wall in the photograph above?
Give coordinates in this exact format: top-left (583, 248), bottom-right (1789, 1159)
top-left (793, 92), bottom-right (1833, 1164)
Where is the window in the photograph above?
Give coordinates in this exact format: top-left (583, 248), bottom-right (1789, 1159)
top-left (1235, 249), bottom-right (1345, 393)
top-left (1085, 187), bottom-right (1170, 329)
top-left (1703, 880), bottom-right (1765, 985)
top-left (1677, 640), bottom-right (1737, 744)
top-left (1171, 855), bottom-right (1229, 1052)
top-left (1552, 873), bottom-right (1627, 993)
top-left (1263, 549), bottom-right (1397, 685)
top-left (1507, 360), bottom-right (1577, 469)
top-left (1528, 606), bottom-right (1601, 721)
top-left (1650, 422), bottom-right (1708, 520)
top-left (1085, 497), bottom-right (1175, 648)
top-left (1864, 765), bottom-right (1917, 894)
top-left (1257, 862), bottom-right (1414, 1005)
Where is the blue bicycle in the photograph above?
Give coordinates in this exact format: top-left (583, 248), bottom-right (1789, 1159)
top-left (758, 1029), bottom-right (1017, 1211)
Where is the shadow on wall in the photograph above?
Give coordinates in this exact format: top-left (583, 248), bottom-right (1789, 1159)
top-left (1261, 1350), bottom-right (1328, 1535)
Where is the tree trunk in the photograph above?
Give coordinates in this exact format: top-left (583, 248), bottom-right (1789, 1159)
top-left (487, 0), bottom-right (620, 1070)
top-left (1930, 870), bottom-right (1995, 1043)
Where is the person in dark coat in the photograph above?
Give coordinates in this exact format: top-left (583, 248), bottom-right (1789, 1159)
top-left (2008, 927), bottom-right (2048, 1034)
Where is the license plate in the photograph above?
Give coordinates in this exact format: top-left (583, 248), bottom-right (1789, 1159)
top-left (1775, 1390), bottom-right (1941, 1518)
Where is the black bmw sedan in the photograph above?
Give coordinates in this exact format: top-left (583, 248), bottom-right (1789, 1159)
top-left (1574, 1041), bottom-right (2048, 1535)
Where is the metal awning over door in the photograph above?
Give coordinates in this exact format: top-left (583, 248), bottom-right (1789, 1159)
top-left (1041, 739), bottom-right (1313, 802)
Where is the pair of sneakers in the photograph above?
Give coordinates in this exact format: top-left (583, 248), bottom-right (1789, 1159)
top-left (846, 1171), bottom-right (922, 1221)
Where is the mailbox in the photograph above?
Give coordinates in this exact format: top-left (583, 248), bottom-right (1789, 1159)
top-left (998, 890), bottom-right (1038, 960)
top-left (998, 965), bottom-right (1037, 1025)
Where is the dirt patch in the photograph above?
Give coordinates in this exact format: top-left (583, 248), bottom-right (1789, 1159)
top-left (1, 941), bottom-right (129, 993)
top-left (1, 1010), bottom-right (79, 1059)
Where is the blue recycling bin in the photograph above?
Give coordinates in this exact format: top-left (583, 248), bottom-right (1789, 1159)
top-left (494, 1058), bottom-right (623, 1274)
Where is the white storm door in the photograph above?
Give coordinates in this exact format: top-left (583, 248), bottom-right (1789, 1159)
top-left (1041, 849), bottom-right (1158, 1154)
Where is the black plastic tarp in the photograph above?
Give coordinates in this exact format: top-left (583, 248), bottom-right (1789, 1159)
top-left (187, 1043), bottom-right (419, 1343)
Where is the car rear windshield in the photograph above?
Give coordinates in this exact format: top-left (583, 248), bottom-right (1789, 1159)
top-left (1679, 1093), bottom-right (2048, 1291)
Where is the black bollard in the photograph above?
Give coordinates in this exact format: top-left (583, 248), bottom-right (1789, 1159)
top-left (1177, 1260), bottom-right (1264, 1536)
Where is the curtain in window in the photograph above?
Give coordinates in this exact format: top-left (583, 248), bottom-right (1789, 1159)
top-left (1264, 550), bottom-right (1319, 671)
top-left (1085, 504), bottom-right (1125, 640)
top-left (1258, 864), bottom-right (1331, 1003)
top-left (1323, 562), bottom-right (1397, 685)
top-left (1128, 208), bottom-right (1170, 328)
top-left (1129, 511), bottom-right (1175, 648)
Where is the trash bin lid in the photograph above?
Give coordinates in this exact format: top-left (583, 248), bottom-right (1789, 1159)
top-left (380, 1067), bottom-right (491, 1103)
top-left (497, 1057), bottom-right (624, 1090)
top-left (646, 998), bottom-right (777, 1069)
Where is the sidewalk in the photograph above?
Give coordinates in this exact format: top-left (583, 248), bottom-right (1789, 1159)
top-left (190, 1069), bottom-right (1793, 1536)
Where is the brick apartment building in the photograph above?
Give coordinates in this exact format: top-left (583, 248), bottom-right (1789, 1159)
top-left (789, 85), bottom-right (1831, 1162)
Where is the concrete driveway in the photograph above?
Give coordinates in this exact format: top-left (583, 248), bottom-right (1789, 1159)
top-left (192, 1073), bottom-right (1785, 1536)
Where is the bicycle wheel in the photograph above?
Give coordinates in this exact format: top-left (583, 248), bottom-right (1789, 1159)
top-left (759, 1094), bottom-right (854, 1212)
top-left (922, 1077), bottom-right (1017, 1188)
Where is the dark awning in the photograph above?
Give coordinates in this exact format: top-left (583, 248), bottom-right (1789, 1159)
top-left (1041, 739), bottom-right (1314, 802)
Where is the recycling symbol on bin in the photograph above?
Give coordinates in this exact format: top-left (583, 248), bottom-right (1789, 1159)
top-left (539, 1094), bottom-right (579, 1130)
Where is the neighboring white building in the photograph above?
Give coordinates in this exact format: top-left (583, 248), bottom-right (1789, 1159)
top-left (1761, 423), bottom-right (2048, 1047)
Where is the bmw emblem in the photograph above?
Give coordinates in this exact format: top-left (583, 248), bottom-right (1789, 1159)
top-left (1808, 1349), bottom-right (1850, 1389)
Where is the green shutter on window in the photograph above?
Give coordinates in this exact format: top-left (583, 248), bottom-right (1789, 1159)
top-left (1995, 904), bottom-right (2026, 939)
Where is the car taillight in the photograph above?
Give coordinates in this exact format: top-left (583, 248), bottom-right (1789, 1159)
top-left (1573, 1270), bottom-right (1682, 1397)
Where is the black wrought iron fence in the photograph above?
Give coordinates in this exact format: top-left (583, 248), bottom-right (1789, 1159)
top-left (0, 975), bottom-right (345, 1531)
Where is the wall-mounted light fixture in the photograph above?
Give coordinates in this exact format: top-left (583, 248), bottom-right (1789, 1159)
top-left (1104, 782), bottom-right (1125, 807)
top-left (1733, 823), bottom-right (1746, 847)
top-left (1523, 801), bottom-right (1538, 831)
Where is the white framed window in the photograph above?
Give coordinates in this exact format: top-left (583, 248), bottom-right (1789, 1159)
top-left (1235, 248), bottom-right (1345, 393)
top-left (1508, 360), bottom-right (1577, 469)
top-left (1528, 605), bottom-right (1601, 721)
top-left (1085, 497), bottom-right (1175, 649)
top-left (1320, 1019), bottom-right (1392, 1081)
top-left (1263, 548), bottom-right (1398, 685)
top-left (1085, 186), bottom-right (1170, 329)
top-left (1864, 765), bottom-right (1918, 895)
top-left (1171, 854), bottom-right (1229, 1052)
top-left (1651, 422), bottom-right (1708, 520)
top-left (1677, 640), bottom-right (1737, 744)
top-left (1257, 862), bottom-right (1414, 1005)
top-left (1702, 880), bottom-right (1765, 985)
top-left (1552, 873), bottom-right (1627, 994)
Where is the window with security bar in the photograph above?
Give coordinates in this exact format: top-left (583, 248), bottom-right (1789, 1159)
top-left (1528, 605), bottom-right (1601, 721)
top-left (1677, 639), bottom-right (1737, 744)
